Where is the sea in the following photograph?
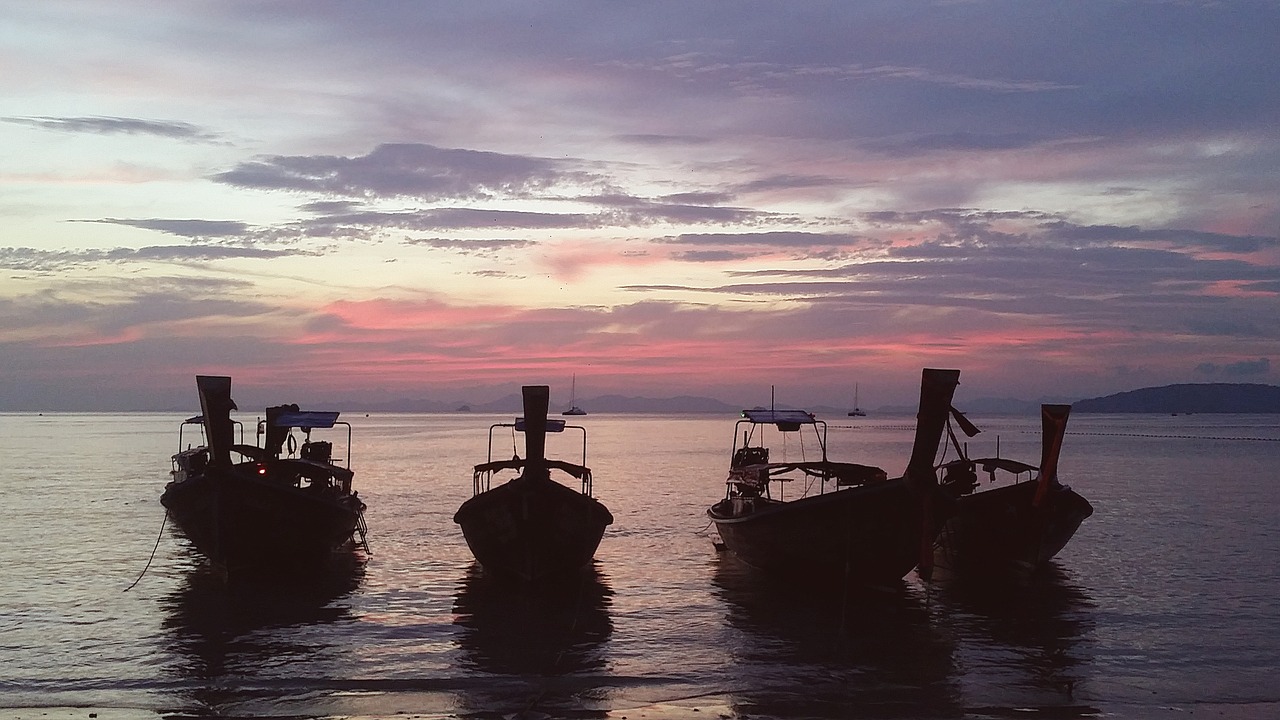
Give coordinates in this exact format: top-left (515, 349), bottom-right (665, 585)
top-left (1, 410), bottom-right (1278, 720)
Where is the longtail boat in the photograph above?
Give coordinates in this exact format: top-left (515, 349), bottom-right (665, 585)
top-left (161, 375), bottom-right (368, 576)
top-left (935, 403), bottom-right (1093, 570)
top-left (454, 385), bottom-right (613, 581)
top-left (707, 368), bottom-right (961, 585)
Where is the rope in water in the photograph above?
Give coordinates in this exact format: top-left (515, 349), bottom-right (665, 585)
top-left (124, 509), bottom-right (168, 592)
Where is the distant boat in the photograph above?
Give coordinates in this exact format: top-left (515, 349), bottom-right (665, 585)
top-left (161, 375), bottom-right (369, 576)
top-left (934, 404), bottom-right (1093, 571)
top-left (848, 383), bottom-right (867, 417)
top-left (454, 385), bottom-right (612, 581)
top-left (708, 368), bottom-right (961, 585)
top-left (562, 374), bottom-right (587, 416)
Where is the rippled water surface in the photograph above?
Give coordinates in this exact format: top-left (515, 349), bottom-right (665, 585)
top-left (1, 411), bottom-right (1278, 719)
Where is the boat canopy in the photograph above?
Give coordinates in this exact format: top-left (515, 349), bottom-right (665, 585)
top-left (741, 409), bottom-right (817, 425)
top-left (742, 407), bottom-right (808, 427)
top-left (272, 410), bottom-right (341, 429)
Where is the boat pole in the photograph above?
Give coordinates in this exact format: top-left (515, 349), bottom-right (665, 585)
top-left (1033, 404), bottom-right (1071, 508)
top-left (906, 368), bottom-right (962, 579)
top-left (522, 385), bottom-right (550, 478)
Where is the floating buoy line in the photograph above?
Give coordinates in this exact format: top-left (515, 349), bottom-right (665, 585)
top-left (833, 423), bottom-right (1280, 442)
top-left (1062, 430), bottom-right (1280, 442)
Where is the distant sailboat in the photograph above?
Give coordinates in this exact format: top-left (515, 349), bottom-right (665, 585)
top-left (563, 375), bottom-right (587, 416)
top-left (848, 383), bottom-right (867, 417)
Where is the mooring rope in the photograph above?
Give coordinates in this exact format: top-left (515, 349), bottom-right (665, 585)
top-left (124, 509), bottom-right (168, 592)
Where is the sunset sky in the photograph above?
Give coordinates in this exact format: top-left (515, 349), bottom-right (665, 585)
top-left (3, 1), bottom-right (1278, 411)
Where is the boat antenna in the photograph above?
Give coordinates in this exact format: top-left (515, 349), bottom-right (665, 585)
top-left (771, 385), bottom-right (775, 413)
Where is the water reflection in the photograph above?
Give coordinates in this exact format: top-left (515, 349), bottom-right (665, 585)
top-left (452, 561), bottom-right (614, 676)
top-left (451, 562), bottom-right (614, 717)
top-left (159, 554), bottom-right (366, 717)
top-left (929, 562), bottom-right (1097, 713)
top-left (711, 555), bottom-right (961, 719)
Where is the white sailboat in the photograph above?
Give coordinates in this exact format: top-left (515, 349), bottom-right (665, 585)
top-left (563, 374), bottom-right (587, 415)
top-left (848, 383), bottom-right (867, 417)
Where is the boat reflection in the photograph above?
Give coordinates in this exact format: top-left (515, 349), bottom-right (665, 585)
top-left (451, 561), bottom-right (614, 717)
top-left (929, 562), bottom-right (1098, 713)
top-left (711, 554), bottom-right (961, 719)
top-left (452, 561), bottom-right (613, 676)
top-left (158, 554), bottom-right (366, 717)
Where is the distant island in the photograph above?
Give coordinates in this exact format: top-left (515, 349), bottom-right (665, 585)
top-left (1074, 383), bottom-right (1280, 414)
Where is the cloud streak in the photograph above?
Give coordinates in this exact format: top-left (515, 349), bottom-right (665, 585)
top-left (3, 115), bottom-right (220, 141)
top-left (213, 143), bottom-right (595, 200)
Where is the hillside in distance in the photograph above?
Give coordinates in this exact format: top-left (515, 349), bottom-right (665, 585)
top-left (1074, 383), bottom-right (1280, 413)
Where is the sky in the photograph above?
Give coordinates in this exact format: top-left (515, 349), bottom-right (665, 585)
top-left (2, 1), bottom-right (1278, 411)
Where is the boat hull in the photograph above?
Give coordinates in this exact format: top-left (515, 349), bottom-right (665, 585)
top-left (709, 479), bottom-right (951, 585)
top-left (937, 481), bottom-right (1093, 570)
top-left (161, 463), bottom-right (364, 573)
top-left (454, 474), bottom-right (614, 582)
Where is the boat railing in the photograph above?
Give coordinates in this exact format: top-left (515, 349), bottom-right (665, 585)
top-left (727, 411), bottom-right (832, 499)
top-left (254, 417), bottom-right (353, 468)
top-left (485, 420), bottom-right (588, 467)
top-left (176, 416), bottom-right (242, 453)
top-left (731, 413), bottom-right (828, 462)
top-left (322, 420), bottom-right (353, 468)
top-left (727, 459), bottom-right (888, 501)
top-left (937, 456), bottom-right (1039, 496)
top-left (474, 420), bottom-right (590, 495)
top-left (471, 458), bottom-right (594, 495)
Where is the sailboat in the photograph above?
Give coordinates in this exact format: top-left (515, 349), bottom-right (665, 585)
top-left (563, 374), bottom-right (587, 416)
top-left (848, 383), bottom-right (867, 417)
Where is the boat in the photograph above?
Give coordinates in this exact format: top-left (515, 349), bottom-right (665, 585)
top-left (562, 374), bottom-right (587, 416)
top-left (161, 375), bottom-right (369, 575)
top-left (934, 403), bottom-right (1094, 571)
top-left (848, 382), bottom-right (867, 417)
top-left (454, 384), bottom-right (613, 581)
top-left (708, 368), bottom-right (962, 585)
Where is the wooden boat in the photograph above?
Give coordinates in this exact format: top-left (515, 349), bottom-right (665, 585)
top-left (454, 385), bottom-right (613, 581)
top-left (161, 375), bottom-right (368, 575)
top-left (707, 368), bottom-right (962, 585)
top-left (935, 403), bottom-right (1093, 571)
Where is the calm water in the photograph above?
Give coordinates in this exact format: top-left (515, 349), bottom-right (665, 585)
top-left (1, 411), bottom-right (1278, 719)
